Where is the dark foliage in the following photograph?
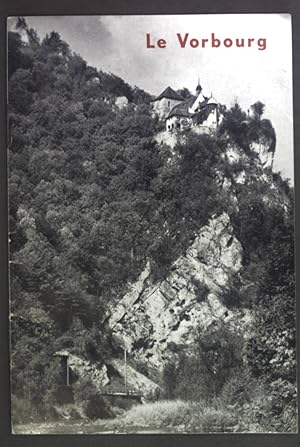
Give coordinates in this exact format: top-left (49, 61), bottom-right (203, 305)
top-left (85, 394), bottom-right (113, 420)
top-left (163, 323), bottom-right (245, 400)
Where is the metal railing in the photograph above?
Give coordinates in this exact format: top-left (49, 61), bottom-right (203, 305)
top-left (99, 386), bottom-right (142, 397)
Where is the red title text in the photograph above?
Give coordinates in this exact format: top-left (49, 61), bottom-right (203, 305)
top-left (146, 33), bottom-right (267, 50)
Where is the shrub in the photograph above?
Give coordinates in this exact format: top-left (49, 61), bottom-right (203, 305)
top-left (224, 378), bottom-right (298, 433)
top-left (73, 377), bottom-right (114, 420)
top-left (162, 361), bottom-right (178, 399)
top-left (116, 399), bottom-right (238, 432)
top-left (194, 323), bottom-right (245, 396)
top-left (162, 323), bottom-right (246, 401)
top-left (85, 394), bottom-right (113, 420)
top-left (220, 367), bottom-right (264, 406)
top-left (194, 406), bottom-right (237, 432)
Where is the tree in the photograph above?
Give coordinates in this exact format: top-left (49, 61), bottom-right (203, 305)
top-left (42, 32), bottom-right (70, 57)
top-left (250, 101), bottom-right (265, 120)
top-left (194, 323), bottom-right (244, 397)
top-left (218, 102), bottom-right (248, 148)
top-left (162, 322), bottom-right (245, 400)
top-left (176, 87), bottom-right (192, 99)
top-left (16, 16), bottom-right (40, 47)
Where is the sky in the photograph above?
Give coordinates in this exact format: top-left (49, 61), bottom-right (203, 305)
top-left (8, 14), bottom-right (294, 181)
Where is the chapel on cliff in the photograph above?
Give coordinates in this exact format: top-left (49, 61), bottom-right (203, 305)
top-left (152, 81), bottom-right (220, 133)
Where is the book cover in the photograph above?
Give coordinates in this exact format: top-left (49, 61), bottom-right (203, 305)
top-left (7, 13), bottom-right (296, 434)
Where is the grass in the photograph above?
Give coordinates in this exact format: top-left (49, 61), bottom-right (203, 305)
top-left (113, 399), bottom-right (239, 433)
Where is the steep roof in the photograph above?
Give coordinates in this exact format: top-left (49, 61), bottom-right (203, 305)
top-left (207, 96), bottom-right (218, 105)
top-left (166, 96), bottom-right (196, 119)
top-left (167, 96), bottom-right (219, 126)
top-left (154, 86), bottom-right (184, 102)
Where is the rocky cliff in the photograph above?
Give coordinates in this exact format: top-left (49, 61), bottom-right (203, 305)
top-left (108, 213), bottom-right (252, 370)
top-left (109, 359), bottom-right (161, 396)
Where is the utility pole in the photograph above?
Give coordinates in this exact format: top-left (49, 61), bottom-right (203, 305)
top-left (66, 356), bottom-right (70, 386)
top-left (124, 347), bottom-right (127, 392)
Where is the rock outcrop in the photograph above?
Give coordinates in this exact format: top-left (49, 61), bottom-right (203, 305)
top-left (108, 213), bottom-right (250, 369)
top-left (109, 263), bottom-right (151, 329)
top-left (155, 130), bottom-right (186, 150)
top-left (109, 359), bottom-right (161, 397)
top-left (250, 141), bottom-right (274, 169)
top-left (115, 96), bottom-right (129, 110)
top-left (54, 351), bottom-right (110, 389)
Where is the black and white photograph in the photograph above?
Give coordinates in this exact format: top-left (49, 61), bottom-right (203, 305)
top-left (7, 13), bottom-right (297, 434)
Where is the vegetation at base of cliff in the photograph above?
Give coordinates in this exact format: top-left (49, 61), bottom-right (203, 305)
top-left (114, 399), bottom-right (237, 432)
top-left (163, 323), bottom-right (244, 400)
top-left (9, 20), bottom-right (296, 431)
top-left (161, 319), bottom-right (296, 432)
top-left (108, 393), bottom-right (297, 433)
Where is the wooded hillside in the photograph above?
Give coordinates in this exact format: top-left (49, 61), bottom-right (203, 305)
top-left (8, 21), bottom-right (296, 432)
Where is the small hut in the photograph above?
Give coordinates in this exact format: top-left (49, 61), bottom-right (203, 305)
top-left (53, 350), bottom-right (70, 386)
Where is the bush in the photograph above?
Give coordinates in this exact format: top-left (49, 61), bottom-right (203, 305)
top-left (116, 399), bottom-right (238, 432)
top-left (162, 361), bottom-right (177, 399)
top-left (196, 406), bottom-right (237, 432)
top-left (221, 377), bottom-right (297, 433)
top-left (85, 394), bottom-right (113, 420)
top-left (220, 367), bottom-right (263, 406)
top-left (73, 377), bottom-right (114, 420)
top-left (162, 323), bottom-right (246, 402)
top-left (194, 323), bottom-right (245, 396)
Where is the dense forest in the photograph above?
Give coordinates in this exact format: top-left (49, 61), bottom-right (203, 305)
top-left (8, 19), bottom-right (296, 433)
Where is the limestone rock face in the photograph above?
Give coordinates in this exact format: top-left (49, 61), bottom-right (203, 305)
top-left (109, 359), bottom-right (161, 397)
top-left (223, 138), bottom-right (274, 172)
top-left (108, 213), bottom-right (247, 369)
top-left (155, 130), bottom-right (186, 150)
top-left (250, 141), bottom-right (273, 169)
top-left (223, 144), bottom-right (241, 165)
top-left (109, 262), bottom-right (151, 329)
top-left (234, 170), bottom-right (247, 184)
top-left (115, 96), bottom-right (129, 109)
